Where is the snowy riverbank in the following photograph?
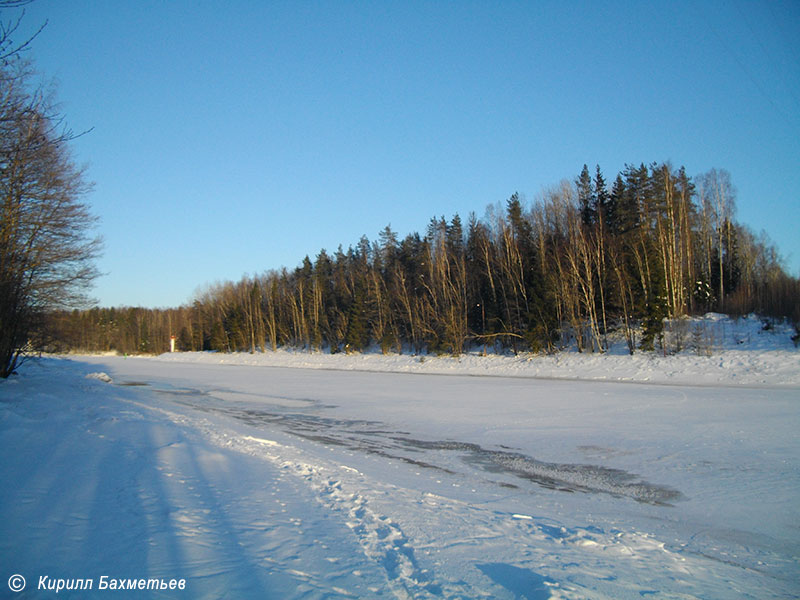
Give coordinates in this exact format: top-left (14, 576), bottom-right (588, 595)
top-left (149, 313), bottom-right (800, 386)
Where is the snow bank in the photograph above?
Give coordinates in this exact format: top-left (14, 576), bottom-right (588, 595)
top-left (85, 371), bottom-right (113, 383)
top-left (150, 314), bottom-right (799, 386)
top-left (0, 361), bottom-right (393, 598)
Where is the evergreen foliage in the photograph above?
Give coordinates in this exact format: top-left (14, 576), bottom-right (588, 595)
top-left (43, 163), bottom-right (799, 357)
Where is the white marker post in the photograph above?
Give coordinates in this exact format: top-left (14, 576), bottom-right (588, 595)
top-left (170, 335), bottom-right (176, 353)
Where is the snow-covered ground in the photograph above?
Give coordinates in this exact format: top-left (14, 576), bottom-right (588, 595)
top-left (155, 313), bottom-right (800, 387)
top-left (1, 315), bottom-right (798, 598)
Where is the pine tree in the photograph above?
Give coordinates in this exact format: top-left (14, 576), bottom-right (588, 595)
top-left (593, 165), bottom-right (609, 221)
top-left (607, 174), bottom-right (625, 235)
top-left (577, 164), bottom-right (595, 226)
top-left (446, 213), bottom-right (464, 256)
top-left (344, 280), bottom-right (368, 352)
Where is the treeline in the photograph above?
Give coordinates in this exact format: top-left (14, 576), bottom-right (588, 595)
top-left (45, 163), bottom-right (799, 356)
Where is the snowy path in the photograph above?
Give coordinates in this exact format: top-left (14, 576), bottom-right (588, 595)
top-left (2, 355), bottom-right (799, 598)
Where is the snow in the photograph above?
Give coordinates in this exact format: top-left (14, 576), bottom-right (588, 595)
top-left (1, 314), bottom-right (798, 598)
top-left (150, 313), bottom-right (800, 387)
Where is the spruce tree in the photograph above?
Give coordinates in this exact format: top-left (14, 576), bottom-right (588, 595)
top-left (593, 165), bottom-right (609, 222)
top-left (344, 280), bottom-right (368, 352)
top-left (608, 174), bottom-right (625, 235)
top-left (577, 164), bottom-right (595, 225)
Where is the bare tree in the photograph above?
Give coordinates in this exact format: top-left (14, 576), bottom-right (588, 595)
top-left (697, 168), bottom-right (736, 313)
top-left (0, 16), bottom-right (101, 377)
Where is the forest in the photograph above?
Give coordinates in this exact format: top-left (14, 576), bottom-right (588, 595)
top-left (44, 163), bottom-right (800, 357)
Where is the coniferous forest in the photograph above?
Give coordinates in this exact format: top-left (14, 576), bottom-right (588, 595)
top-left (44, 163), bottom-right (800, 357)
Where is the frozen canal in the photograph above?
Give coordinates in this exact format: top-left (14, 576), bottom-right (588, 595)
top-left (2, 355), bottom-right (798, 598)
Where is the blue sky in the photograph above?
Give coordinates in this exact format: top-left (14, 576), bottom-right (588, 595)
top-left (16, 0), bottom-right (800, 308)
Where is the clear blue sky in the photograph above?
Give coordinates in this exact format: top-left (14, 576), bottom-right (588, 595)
top-left (16, 0), bottom-right (800, 308)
